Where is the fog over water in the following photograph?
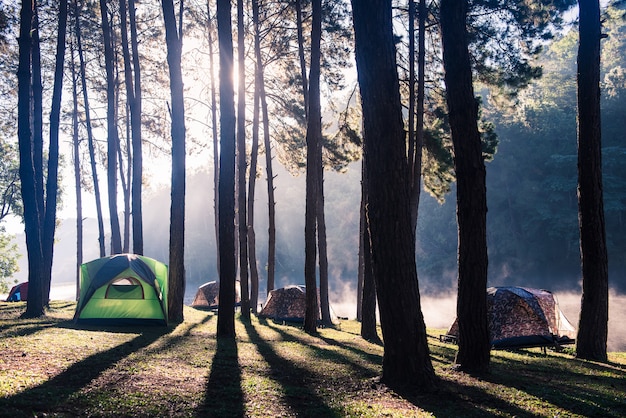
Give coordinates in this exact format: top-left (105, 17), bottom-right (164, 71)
top-left (6, 163), bottom-right (625, 352)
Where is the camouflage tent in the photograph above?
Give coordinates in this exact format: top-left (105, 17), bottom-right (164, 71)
top-left (191, 280), bottom-right (240, 309)
top-left (259, 285), bottom-right (338, 323)
top-left (444, 287), bottom-right (576, 349)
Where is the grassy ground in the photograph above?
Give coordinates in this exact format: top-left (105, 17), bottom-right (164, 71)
top-left (1, 301), bottom-right (625, 417)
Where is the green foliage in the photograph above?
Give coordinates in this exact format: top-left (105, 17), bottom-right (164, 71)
top-left (468, 0), bottom-right (578, 97)
top-left (0, 227), bottom-right (20, 294)
top-left (482, 0), bottom-right (626, 287)
top-left (0, 139), bottom-right (21, 222)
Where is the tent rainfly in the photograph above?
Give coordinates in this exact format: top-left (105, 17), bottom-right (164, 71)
top-left (191, 280), bottom-right (241, 309)
top-left (442, 286), bottom-right (576, 349)
top-left (5, 282), bottom-right (28, 302)
top-left (73, 254), bottom-right (168, 326)
top-left (258, 285), bottom-right (338, 324)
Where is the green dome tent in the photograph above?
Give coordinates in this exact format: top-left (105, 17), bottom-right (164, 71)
top-left (73, 254), bottom-right (168, 326)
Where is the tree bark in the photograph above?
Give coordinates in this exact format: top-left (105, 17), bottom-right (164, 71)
top-left (351, 0), bottom-right (436, 388)
top-left (216, 0), bottom-right (238, 338)
top-left (317, 171), bottom-right (332, 326)
top-left (206, 1), bottom-right (220, 276)
top-left (18, 0), bottom-right (45, 319)
top-left (260, 33), bottom-right (276, 298)
top-left (75, 0), bottom-right (106, 258)
top-left (100, 0), bottom-right (123, 255)
top-left (162, 0), bottom-right (187, 324)
top-left (576, 0), bottom-right (608, 363)
top-left (440, 0), bottom-right (491, 373)
top-left (129, 0), bottom-right (143, 255)
top-left (70, 42), bottom-right (82, 301)
top-left (295, 0), bottom-right (308, 120)
top-left (237, 0), bottom-right (250, 321)
top-left (249, 0), bottom-right (265, 314)
top-left (360, 159), bottom-right (379, 342)
top-left (43, 0), bottom-right (68, 306)
top-left (303, 0), bottom-right (322, 334)
top-left (410, 0), bottom-right (426, 233)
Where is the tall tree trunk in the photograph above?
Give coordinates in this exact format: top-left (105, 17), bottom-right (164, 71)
top-left (162, 0), bottom-right (186, 324)
top-left (576, 0), bottom-right (608, 363)
top-left (129, 0), bottom-right (143, 255)
top-left (70, 42), bottom-right (82, 301)
top-left (206, 1), bottom-right (220, 275)
top-left (248, 0), bottom-right (264, 314)
top-left (117, 127), bottom-right (131, 253)
top-left (216, 0), bottom-right (238, 338)
top-left (303, 0), bottom-right (322, 334)
top-left (248, 78), bottom-right (260, 315)
top-left (317, 171), bottom-right (332, 325)
top-left (440, 0), bottom-right (490, 373)
top-left (236, 0), bottom-right (250, 321)
top-left (75, 0), bottom-right (106, 257)
top-left (31, 2), bottom-right (45, 307)
top-left (351, 0), bottom-right (436, 389)
top-left (31, 2), bottom-right (44, 241)
top-left (409, 0), bottom-right (426, 232)
top-left (18, 0), bottom-right (44, 319)
top-left (43, 0), bottom-right (68, 306)
top-left (295, 0), bottom-right (308, 120)
top-left (360, 159), bottom-right (379, 342)
top-left (100, 0), bottom-right (123, 254)
top-left (260, 35), bottom-right (276, 298)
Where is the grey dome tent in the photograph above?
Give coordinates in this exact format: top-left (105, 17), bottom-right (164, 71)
top-left (442, 286), bottom-right (576, 349)
top-left (259, 285), bottom-right (338, 324)
top-left (191, 280), bottom-right (241, 309)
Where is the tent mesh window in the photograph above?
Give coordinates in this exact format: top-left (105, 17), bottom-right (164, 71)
top-left (105, 277), bottom-right (145, 299)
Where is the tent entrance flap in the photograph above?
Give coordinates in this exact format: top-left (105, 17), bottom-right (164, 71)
top-left (106, 277), bottom-right (145, 299)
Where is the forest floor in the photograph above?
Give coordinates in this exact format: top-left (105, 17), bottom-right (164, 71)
top-left (0, 301), bottom-right (625, 417)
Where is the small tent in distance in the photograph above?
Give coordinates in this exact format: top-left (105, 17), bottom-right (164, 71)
top-left (259, 285), bottom-right (338, 324)
top-left (73, 254), bottom-right (168, 326)
top-left (191, 280), bottom-right (241, 310)
top-left (5, 282), bottom-right (28, 302)
top-left (442, 286), bottom-right (576, 350)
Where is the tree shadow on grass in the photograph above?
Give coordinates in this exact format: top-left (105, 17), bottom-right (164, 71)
top-left (484, 353), bottom-right (626, 417)
top-left (198, 337), bottom-right (245, 418)
top-left (263, 321), bottom-right (538, 417)
top-left (243, 320), bottom-right (339, 417)
top-left (399, 375), bottom-right (541, 418)
top-left (0, 325), bottom-right (171, 416)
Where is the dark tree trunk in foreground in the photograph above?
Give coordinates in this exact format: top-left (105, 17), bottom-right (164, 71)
top-left (237, 0), bottom-right (250, 321)
top-left (351, 0), bottom-right (436, 388)
top-left (18, 0), bottom-right (44, 319)
top-left (162, 0), bottom-right (186, 324)
top-left (100, 0), bottom-right (123, 255)
top-left (43, 0), bottom-right (68, 305)
top-left (576, 0), bottom-right (608, 363)
top-left (440, 0), bottom-right (490, 373)
top-left (217, 0), bottom-right (237, 338)
top-left (304, 0), bottom-right (322, 334)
